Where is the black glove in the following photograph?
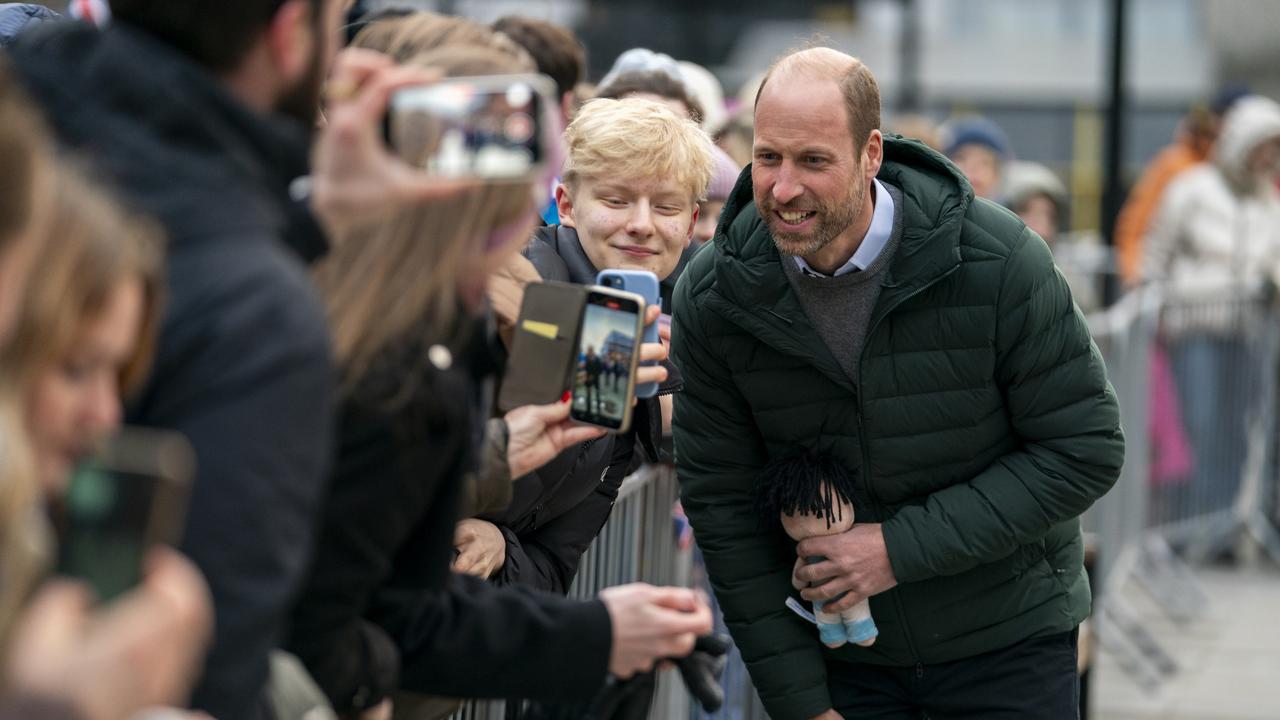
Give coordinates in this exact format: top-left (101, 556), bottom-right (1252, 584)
top-left (583, 672), bottom-right (656, 720)
top-left (673, 633), bottom-right (732, 712)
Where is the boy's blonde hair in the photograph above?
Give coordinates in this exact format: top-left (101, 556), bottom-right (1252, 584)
top-left (562, 97), bottom-right (716, 203)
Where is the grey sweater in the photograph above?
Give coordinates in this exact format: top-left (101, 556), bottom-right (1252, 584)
top-left (780, 184), bottom-right (905, 383)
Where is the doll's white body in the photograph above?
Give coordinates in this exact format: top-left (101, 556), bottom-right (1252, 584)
top-left (781, 501), bottom-right (878, 648)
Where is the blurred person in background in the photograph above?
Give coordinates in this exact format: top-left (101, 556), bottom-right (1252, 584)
top-left (0, 82), bottom-right (211, 717)
top-left (691, 146), bottom-right (742, 249)
top-left (351, 10), bottom-right (532, 66)
top-left (491, 15), bottom-right (586, 225)
top-left (1141, 95), bottom-right (1280, 293)
top-left (1003, 160), bottom-right (1099, 313)
top-left (716, 105), bottom-right (756, 169)
top-left (1, 164), bottom-right (164, 497)
top-left (288, 37), bottom-right (712, 719)
top-left (594, 68), bottom-right (704, 125)
top-left (661, 144), bottom-right (741, 312)
top-left (1116, 89), bottom-right (1249, 286)
top-left (887, 113), bottom-right (940, 151)
top-left (673, 47), bottom-right (1122, 720)
top-left (1140, 95), bottom-right (1280, 512)
top-left (939, 114), bottom-right (1014, 201)
top-left (492, 15), bottom-right (584, 129)
top-left (0, 53), bottom-right (56, 645)
top-left (471, 97), bottom-right (714, 600)
top-left (6, 1), bottom-right (459, 716)
top-left (678, 60), bottom-right (729, 138)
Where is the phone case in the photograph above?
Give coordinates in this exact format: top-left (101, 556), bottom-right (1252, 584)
top-left (596, 270), bottom-right (661, 398)
top-left (498, 281), bottom-right (589, 411)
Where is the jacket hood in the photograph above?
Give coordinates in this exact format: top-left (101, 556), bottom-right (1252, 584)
top-left (9, 21), bottom-right (312, 245)
top-left (0, 3), bottom-right (57, 47)
top-left (1214, 95), bottom-right (1280, 189)
top-left (713, 135), bottom-right (972, 309)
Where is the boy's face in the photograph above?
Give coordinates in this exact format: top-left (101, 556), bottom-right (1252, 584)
top-left (556, 174), bottom-right (699, 280)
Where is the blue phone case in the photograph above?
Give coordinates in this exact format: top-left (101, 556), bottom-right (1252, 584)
top-left (596, 269), bottom-right (661, 398)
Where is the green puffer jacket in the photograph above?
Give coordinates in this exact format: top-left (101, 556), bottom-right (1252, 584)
top-left (671, 137), bottom-right (1124, 720)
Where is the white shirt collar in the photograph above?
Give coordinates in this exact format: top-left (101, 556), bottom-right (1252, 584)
top-left (794, 178), bottom-right (894, 278)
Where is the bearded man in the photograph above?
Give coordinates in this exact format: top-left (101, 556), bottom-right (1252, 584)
top-left (671, 47), bottom-right (1123, 720)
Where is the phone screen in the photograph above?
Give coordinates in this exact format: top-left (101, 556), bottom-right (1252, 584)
top-left (571, 291), bottom-right (642, 431)
top-left (53, 430), bottom-right (192, 603)
top-left (388, 75), bottom-right (547, 179)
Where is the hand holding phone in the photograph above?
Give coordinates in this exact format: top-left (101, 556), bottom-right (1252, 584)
top-left (596, 270), bottom-right (662, 398)
top-left (311, 49), bottom-right (471, 241)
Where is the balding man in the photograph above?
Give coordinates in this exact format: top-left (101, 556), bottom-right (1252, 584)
top-left (671, 48), bottom-right (1123, 719)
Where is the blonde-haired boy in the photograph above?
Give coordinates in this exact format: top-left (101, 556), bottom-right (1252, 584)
top-left (472, 97), bottom-right (716, 598)
top-left (552, 96), bottom-right (716, 281)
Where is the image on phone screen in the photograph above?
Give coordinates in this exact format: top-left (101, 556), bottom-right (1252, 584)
top-left (571, 293), bottom-right (640, 430)
top-left (389, 75), bottom-right (548, 178)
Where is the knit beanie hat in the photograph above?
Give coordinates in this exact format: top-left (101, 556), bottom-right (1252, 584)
top-left (706, 146), bottom-right (741, 202)
top-left (939, 116), bottom-right (1013, 161)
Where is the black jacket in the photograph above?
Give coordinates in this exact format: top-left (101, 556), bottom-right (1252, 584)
top-left (287, 323), bottom-right (612, 715)
top-left (10, 22), bottom-right (334, 720)
top-left (479, 226), bottom-right (679, 594)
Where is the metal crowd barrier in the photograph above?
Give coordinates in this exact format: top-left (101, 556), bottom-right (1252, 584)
top-left (1084, 281), bottom-right (1280, 694)
top-left (450, 464), bottom-right (694, 720)
top-left (454, 277), bottom-right (1280, 718)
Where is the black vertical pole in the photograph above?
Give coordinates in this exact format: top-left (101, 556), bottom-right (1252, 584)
top-left (898, 0), bottom-right (922, 114)
top-left (1100, 0), bottom-right (1128, 308)
top-left (1101, 0), bottom-right (1128, 248)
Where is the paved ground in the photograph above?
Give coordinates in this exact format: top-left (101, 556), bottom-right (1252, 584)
top-left (1092, 563), bottom-right (1280, 719)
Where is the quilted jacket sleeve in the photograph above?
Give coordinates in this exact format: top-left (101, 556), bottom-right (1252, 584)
top-left (883, 229), bottom-right (1125, 583)
top-left (671, 270), bottom-right (835, 720)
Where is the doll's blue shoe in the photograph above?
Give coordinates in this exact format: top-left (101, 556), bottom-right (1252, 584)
top-left (819, 621), bottom-right (847, 647)
top-left (845, 618), bottom-right (878, 645)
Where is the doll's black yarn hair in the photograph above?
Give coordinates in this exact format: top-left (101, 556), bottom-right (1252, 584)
top-left (755, 453), bottom-right (857, 529)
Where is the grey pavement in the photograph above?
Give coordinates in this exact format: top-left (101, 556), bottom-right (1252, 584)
top-left (1093, 563), bottom-right (1280, 720)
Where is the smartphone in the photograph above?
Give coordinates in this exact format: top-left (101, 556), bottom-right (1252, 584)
top-left (386, 73), bottom-right (555, 180)
top-left (570, 286), bottom-right (646, 433)
top-left (54, 428), bottom-right (195, 602)
top-left (596, 270), bottom-right (661, 398)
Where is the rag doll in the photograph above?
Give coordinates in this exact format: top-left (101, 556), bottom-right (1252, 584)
top-left (757, 453), bottom-right (877, 648)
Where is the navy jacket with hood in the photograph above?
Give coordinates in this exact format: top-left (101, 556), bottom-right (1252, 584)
top-left (10, 21), bottom-right (334, 720)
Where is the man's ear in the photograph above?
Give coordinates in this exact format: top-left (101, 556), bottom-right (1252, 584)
top-left (265, 0), bottom-right (315, 84)
top-left (862, 129), bottom-right (884, 180)
top-left (555, 183), bottom-right (577, 228)
top-left (685, 202), bottom-right (701, 244)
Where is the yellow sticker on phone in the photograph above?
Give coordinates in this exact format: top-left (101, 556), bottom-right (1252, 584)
top-left (522, 320), bottom-right (559, 339)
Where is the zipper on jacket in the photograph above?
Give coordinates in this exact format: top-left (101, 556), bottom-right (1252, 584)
top-left (854, 263), bottom-right (961, 665)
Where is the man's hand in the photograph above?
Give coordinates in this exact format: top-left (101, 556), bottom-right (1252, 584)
top-left (311, 49), bottom-right (473, 242)
top-left (808, 710), bottom-right (844, 720)
top-left (6, 548), bottom-right (213, 720)
top-left (504, 399), bottom-right (606, 478)
top-left (635, 305), bottom-right (670, 392)
top-left (452, 519), bottom-right (507, 579)
top-left (793, 524), bottom-right (898, 614)
top-left (598, 584), bottom-right (713, 679)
